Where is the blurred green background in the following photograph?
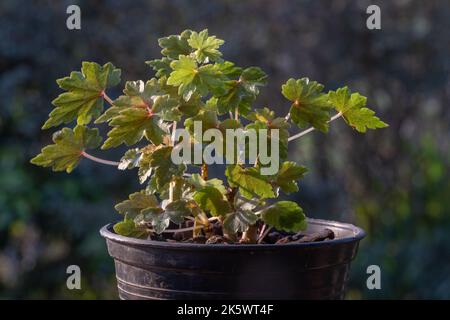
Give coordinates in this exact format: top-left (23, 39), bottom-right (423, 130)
top-left (0, 0), bottom-right (448, 299)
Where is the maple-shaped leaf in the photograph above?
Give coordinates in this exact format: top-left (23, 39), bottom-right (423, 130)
top-left (246, 107), bottom-right (276, 123)
top-left (245, 107), bottom-right (290, 160)
top-left (146, 57), bottom-right (172, 78)
top-left (114, 190), bottom-right (159, 220)
top-left (156, 77), bottom-right (203, 118)
top-left (282, 78), bottom-right (332, 132)
top-left (216, 61), bottom-right (243, 78)
top-left (225, 165), bottom-right (275, 200)
top-left (98, 79), bottom-right (181, 124)
top-left (177, 94), bottom-right (203, 117)
top-left (188, 173), bottom-right (227, 194)
top-left (328, 87), bottom-right (388, 133)
top-left (167, 55), bottom-right (226, 100)
top-left (185, 110), bottom-right (219, 141)
top-left (258, 201), bottom-right (307, 232)
top-left (217, 67), bottom-right (267, 116)
top-left (272, 161), bottom-right (307, 193)
top-left (101, 108), bottom-right (167, 149)
top-left (138, 145), bottom-right (186, 190)
top-left (31, 125), bottom-right (101, 173)
top-left (137, 207), bottom-right (167, 234)
top-left (113, 219), bottom-right (149, 238)
top-left (188, 29), bottom-right (224, 63)
top-left (43, 62), bottom-right (121, 129)
top-left (152, 94), bottom-right (181, 121)
top-left (118, 148), bottom-right (142, 170)
top-left (189, 174), bottom-right (231, 216)
top-left (223, 210), bottom-right (258, 234)
top-left (95, 79), bottom-right (162, 124)
top-left (164, 199), bottom-right (201, 224)
top-left (158, 30), bottom-right (193, 59)
top-left (138, 199), bottom-right (199, 234)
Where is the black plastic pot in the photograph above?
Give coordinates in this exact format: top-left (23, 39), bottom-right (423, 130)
top-left (100, 218), bottom-right (365, 300)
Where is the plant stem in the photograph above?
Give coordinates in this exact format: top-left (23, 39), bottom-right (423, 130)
top-left (234, 108), bottom-right (239, 120)
top-left (241, 225), bottom-right (258, 243)
top-left (229, 111), bottom-right (234, 119)
top-left (288, 112), bottom-right (343, 142)
top-left (285, 113), bottom-right (291, 121)
top-left (258, 226), bottom-right (272, 244)
top-left (81, 151), bottom-right (119, 166)
top-left (171, 121), bottom-right (177, 145)
top-left (169, 121), bottom-right (177, 202)
top-left (102, 92), bottom-right (114, 106)
top-left (201, 162), bottom-right (208, 180)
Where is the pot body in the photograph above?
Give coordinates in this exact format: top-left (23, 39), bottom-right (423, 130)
top-left (100, 218), bottom-right (365, 300)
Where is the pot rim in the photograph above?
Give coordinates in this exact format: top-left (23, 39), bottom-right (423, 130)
top-left (100, 218), bottom-right (365, 250)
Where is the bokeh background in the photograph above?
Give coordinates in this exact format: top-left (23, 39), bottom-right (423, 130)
top-left (0, 0), bottom-right (448, 299)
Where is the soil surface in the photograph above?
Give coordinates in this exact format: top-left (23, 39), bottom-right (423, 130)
top-left (147, 220), bottom-right (335, 244)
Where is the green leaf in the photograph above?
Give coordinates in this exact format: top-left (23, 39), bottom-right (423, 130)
top-left (282, 78), bottom-right (332, 132)
top-left (146, 57), bottom-right (172, 78)
top-left (188, 29), bottom-right (224, 63)
top-left (223, 210), bottom-right (258, 234)
top-left (164, 199), bottom-right (201, 224)
top-left (113, 219), bottom-right (149, 239)
top-left (177, 94), bottom-right (203, 117)
top-left (158, 30), bottom-right (193, 59)
top-left (152, 94), bottom-right (181, 121)
top-left (118, 148), bottom-right (142, 170)
top-left (225, 165), bottom-right (275, 200)
top-left (140, 207), bottom-right (169, 234)
top-left (188, 174), bottom-right (227, 194)
top-left (240, 67), bottom-right (268, 95)
top-left (193, 186), bottom-right (231, 217)
top-left (167, 55), bottom-right (226, 100)
top-left (98, 78), bottom-right (181, 125)
top-left (43, 62), bottom-right (121, 129)
top-left (216, 61), bottom-right (243, 78)
top-left (258, 201), bottom-right (307, 233)
top-left (246, 107), bottom-right (275, 123)
top-left (185, 110), bottom-right (219, 140)
top-left (138, 199), bottom-right (199, 234)
top-left (138, 145), bottom-right (186, 188)
top-left (245, 107), bottom-right (290, 160)
top-left (114, 190), bottom-right (159, 219)
top-left (96, 79), bottom-right (162, 124)
top-left (328, 87), bottom-right (388, 133)
top-left (272, 161), bottom-right (307, 193)
top-left (216, 67), bottom-right (267, 116)
top-left (31, 125), bottom-right (101, 173)
top-left (102, 108), bottom-right (167, 149)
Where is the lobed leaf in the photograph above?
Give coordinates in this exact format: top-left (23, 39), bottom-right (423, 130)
top-left (158, 30), bottom-right (193, 59)
top-left (258, 201), bottom-right (307, 233)
top-left (188, 29), bottom-right (224, 63)
top-left (43, 62), bottom-right (121, 129)
top-left (272, 161), bottom-right (307, 194)
top-left (31, 125), bottom-right (101, 173)
top-left (282, 78), bottom-right (332, 132)
top-left (225, 165), bottom-right (275, 200)
top-left (328, 87), bottom-right (388, 133)
top-left (223, 210), bottom-right (258, 234)
top-left (114, 190), bottom-right (159, 219)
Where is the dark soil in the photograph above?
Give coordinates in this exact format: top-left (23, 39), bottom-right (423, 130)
top-left (146, 220), bottom-right (335, 244)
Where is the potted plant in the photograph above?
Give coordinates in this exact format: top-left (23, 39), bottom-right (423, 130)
top-left (31, 29), bottom-right (387, 299)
